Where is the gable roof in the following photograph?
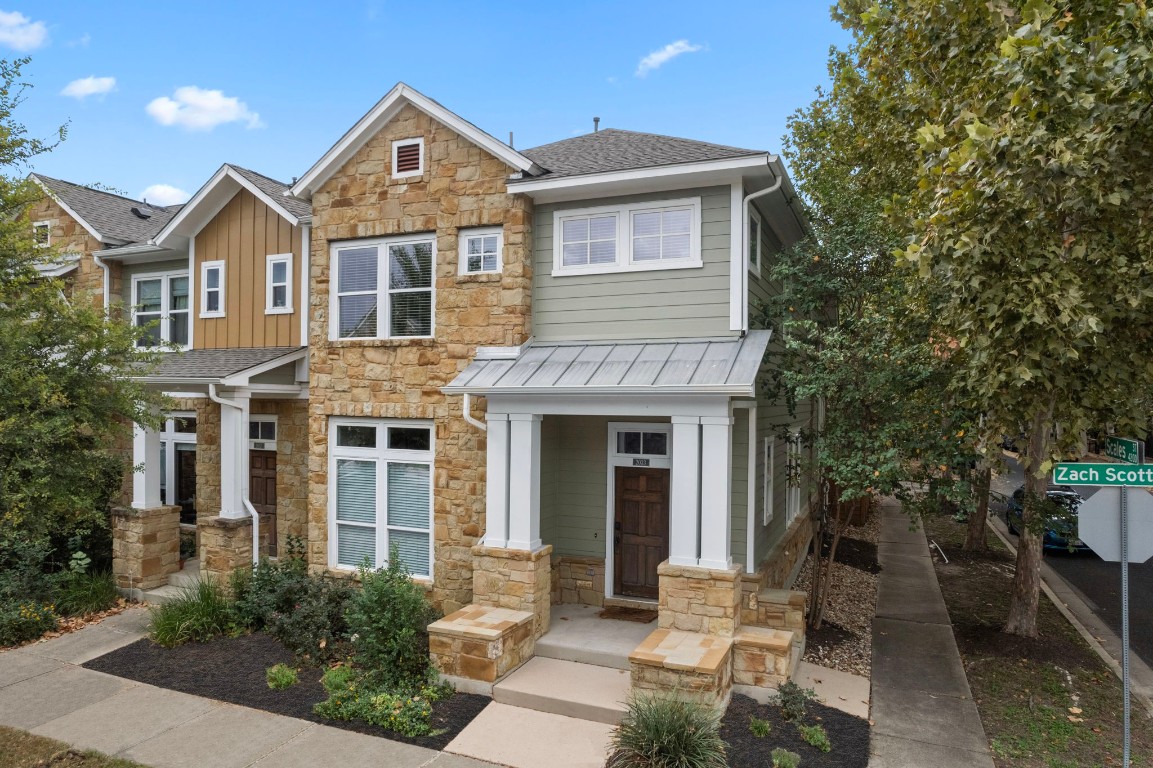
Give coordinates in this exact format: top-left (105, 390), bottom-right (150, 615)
top-left (229, 165), bottom-right (311, 220)
top-left (289, 82), bottom-right (542, 199)
top-left (517, 129), bottom-right (765, 181)
top-left (31, 174), bottom-right (180, 246)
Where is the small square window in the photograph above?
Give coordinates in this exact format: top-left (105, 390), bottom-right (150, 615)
top-left (459, 228), bottom-right (502, 274)
top-left (616, 431), bottom-right (642, 455)
top-left (250, 420), bottom-right (276, 441)
top-left (392, 138), bottom-right (424, 179)
top-left (388, 427), bottom-right (431, 452)
top-left (642, 432), bottom-right (668, 456)
top-left (337, 425), bottom-right (377, 448)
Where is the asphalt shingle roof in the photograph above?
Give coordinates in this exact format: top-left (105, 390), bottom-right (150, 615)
top-left (228, 165), bottom-right (312, 220)
top-left (142, 347), bottom-right (302, 380)
top-left (32, 174), bottom-right (181, 246)
top-left (518, 128), bottom-right (764, 181)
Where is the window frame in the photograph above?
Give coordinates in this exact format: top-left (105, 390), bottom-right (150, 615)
top-left (458, 227), bottom-right (503, 275)
top-left (391, 137), bottom-right (425, 180)
top-left (748, 207), bottom-right (763, 276)
top-left (551, 197), bottom-right (702, 277)
top-left (607, 422), bottom-right (671, 469)
top-left (249, 415), bottom-right (278, 450)
top-left (265, 253), bottom-right (294, 315)
top-left (327, 417), bottom-right (435, 579)
top-left (762, 436), bottom-right (775, 525)
top-left (785, 430), bottom-right (802, 526)
top-left (33, 220), bottom-right (51, 248)
top-left (330, 234), bottom-right (436, 341)
top-left (200, 260), bottom-right (226, 319)
top-left (132, 270), bottom-right (191, 349)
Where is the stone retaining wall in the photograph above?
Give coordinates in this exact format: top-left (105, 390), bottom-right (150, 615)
top-left (551, 555), bottom-right (605, 606)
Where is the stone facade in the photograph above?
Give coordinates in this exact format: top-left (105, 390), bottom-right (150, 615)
top-left (199, 515), bottom-right (253, 586)
top-left (551, 555), bottom-right (606, 607)
top-left (111, 505), bottom-right (180, 591)
top-left (428, 605), bottom-right (535, 685)
top-left (731, 626), bottom-right (796, 690)
top-left (194, 399), bottom-right (223, 523)
top-left (472, 544), bottom-right (552, 639)
top-left (755, 513), bottom-right (814, 591)
top-left (741, 588), bottom-right (807, 637)
top-left (629, 629), bottom-right (734, 709)
top-left (657, 561), bottom-right (744, 637)
top-left (306, 103), bottom-right (534, 613)
top-left (26, 193), bottom-right (117, 311)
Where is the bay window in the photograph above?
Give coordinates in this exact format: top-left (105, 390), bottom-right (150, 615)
top-left (333, 235), bottom-right (434, 339)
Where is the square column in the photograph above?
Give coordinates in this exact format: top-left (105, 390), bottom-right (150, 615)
top-left (699, 415), bottom-right (733, 570)
top-left (506, 413), bottom-right (542, 551)
top-left (482, 413), bottom-right (510, 548)
top-left (132, 422), bottom-right (162, 509)
top-left (669, 416), bottom-right (702, 566)
top-left (218, 390), bottom-right (250, 519)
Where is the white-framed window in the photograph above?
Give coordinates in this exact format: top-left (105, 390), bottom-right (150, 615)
top-left (328, 418), bottom-right (434, 578)
top-left (763, 436), bottom-right (775, 525)
top-left (133, 271), bottom-right (190, 348)
top-left (391, 138), bottom-right (424, 179)
top-left (459, 227), bottom-right (503, 275)
top-left (266, 253), bottom-right (293, 314)
top-left (331, 234), bottom-right (434, 340)
top-left (249, 415), bottom-right (278, 450)
top-left (748, 207), bottom-right (762, 275)
top-left (786, 430), bottom-right (802, 526)
top-left (33, 220), bottom-right (50, 248)
top-left (200, 261), bottom-right (225, 318)
top-left (552, 197), bottom-right (701, 276)
top-left (608, 423), bottom-right (671, 469)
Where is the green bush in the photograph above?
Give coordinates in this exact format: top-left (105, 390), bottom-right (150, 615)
top-left (313, 662), bottom-right (451, 737)
top-left (0, 601), bottom-right (58, 646)
top-left (0, 533), bottom-right (55, 605)
top-left (775, 681), bottom-right (816, 722)
top-left (771, 747), bottom-right (802, 768)
top-left (148, 579), bottom-right (237, 648)
top-left (55, 570), bottom-right (119, 617)
top-left (607, 694), bottom-right (727, 768)
top-left (797, 723), bottom-right (831, 753)
top-left (345, 554), bottom-right (439, 692)
top-left (266, 663), bottom-right (298, 690)
top-left (749, 715), bottom-right (772, 738)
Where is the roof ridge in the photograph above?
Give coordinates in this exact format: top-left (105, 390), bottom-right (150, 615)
top-left (227, 163), bottom-right (291, 189)
top-left (523, 127), bottom-right (764, 156)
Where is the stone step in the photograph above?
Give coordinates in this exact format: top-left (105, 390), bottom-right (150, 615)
top-left (168, 562), bottom-right (199, 588)
top-left (445, 702), bottom-right (613, 768)
top-left (139, 584), bottom-right (189, 606)
top-left (493, 657), bottom-right (631, 725)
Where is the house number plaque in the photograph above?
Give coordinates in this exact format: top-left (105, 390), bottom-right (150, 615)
top-left (632, 458), bottom-right (650, 467)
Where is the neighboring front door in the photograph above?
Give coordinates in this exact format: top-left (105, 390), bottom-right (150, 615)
top-left (614, 466), bottom-right (670, 599)
top-left (249, 450), bottom-right (277, 557)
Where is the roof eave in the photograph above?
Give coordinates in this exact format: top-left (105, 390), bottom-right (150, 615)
top-left (29, 174), bottom-right (106, 244)
top-left (441, 384), bottom-right (754, 397)
top-left (153, 165), bottom-right (300, 248)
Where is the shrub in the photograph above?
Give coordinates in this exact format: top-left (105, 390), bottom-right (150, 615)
top-left (749, 715), bottom-right (772, 738)
top-left (771, 747), bottom-right (802, 768)
top-left (0, 601), bottom-right (58, 646)
top-left (149, 579), bottom-right (237, 648)
top-left (344, 554), bottom-right (439, 692)
top-left (775, 681), bottom-right (816, 722)
top-left (55, 570), bottom-right (119, 617)
top-left (797, 723), bottom-right (831, 753)
top-left (607, 694), bottom-right (727, 768)
top-left (266, 663), bottom-right (298, 690)
top-left (313, 662), bottom-right (451, 737)
top-left (231, 557), bottom-right (312, 630)
top-left (0, 533), bottom-right (55, 604)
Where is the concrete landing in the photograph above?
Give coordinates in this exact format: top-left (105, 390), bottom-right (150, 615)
top-left (493, 656), bottom-right (630, 724)
top-left (445, 702), bottom-right (613, 768)
top-left (536, 603), bottom-right (655, 670)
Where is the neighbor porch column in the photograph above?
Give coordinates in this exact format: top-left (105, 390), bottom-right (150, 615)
top-left (482, 413), bottom-right (510, 548)
top-left (505, 413), bottom-right (542, 551)
top-left (218, 389), bottom-right (250, 519)
top-left (669, 416), bottom-right (702, 566)
top-left (131, 421), bottom-right (162, 509)
top-left (698, 415), bottom-right (734, 569)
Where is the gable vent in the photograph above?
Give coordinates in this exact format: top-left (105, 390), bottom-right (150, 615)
top-left (395, 143), bottom-right (421, 173)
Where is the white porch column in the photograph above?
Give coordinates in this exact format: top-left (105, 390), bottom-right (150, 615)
top-left (669, 416), bottom-right (702, 566)
top-left (483, 413), bottom-right (511, 548)
top-left (218, 390), bottom-right (250, 519)
top-left (699, 415), bottom-right (734, 569)
top-left (131, 422), bottom-right (162, 509)
top-left (505, 413), bottom-right (542, 551)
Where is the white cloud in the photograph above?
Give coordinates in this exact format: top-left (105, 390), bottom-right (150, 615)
top-left (0, 10), bottom-right (47, 51)
top-left (140, 184), bottom-right (190, 207)
top-left (61, 76), bottom-right (116, 100)
top-left (635, 39), bottom-right (703, 78)
top-left (66, 33), bottom-right (91, 48)
top-left (145, 86), bottom-right (264, 131)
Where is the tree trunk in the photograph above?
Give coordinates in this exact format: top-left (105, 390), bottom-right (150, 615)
top-left (807, 478), bottom-right (832, 624)
top-left (1004, 405), bottom-right (1053, 637)
top-left (812, 491), bottom-right (854, 630)
top-left (964, 467), bottom-right (991, 551)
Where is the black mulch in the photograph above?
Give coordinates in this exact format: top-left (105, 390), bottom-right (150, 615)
top-left (721, 694), bottom-right (870, 768)
top-left (83, 633), bottom-right (489, 751)
top-left (821, 536), bottom-right (880, 575)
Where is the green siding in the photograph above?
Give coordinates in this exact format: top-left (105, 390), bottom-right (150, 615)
top-left (730, 408), bottom-right (749, 563)
top-left (120, 258), bottom-right (188, 306)
top-left (532, 186), bottom-right (735, 342)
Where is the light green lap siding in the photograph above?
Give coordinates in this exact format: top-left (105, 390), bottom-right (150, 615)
top-left (532, 186), bottom-right (734, 342)
top-left (120, 259), bottom-right (189, 306)
top-left (731, 408), bottom-right (749, 565)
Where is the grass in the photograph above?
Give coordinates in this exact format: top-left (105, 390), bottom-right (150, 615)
top-left (56, 572), bottom-right (120, 617)
top-left (0, 725), bottom-right (149, 768)
top-left (797, 722), bottom-right (832, 753)
top-left (748, 715), bottom-right (772, 738)
top-left (266, 663), bottom-right (298, 690)
top-left (148, 579), bottom-right (236, 648)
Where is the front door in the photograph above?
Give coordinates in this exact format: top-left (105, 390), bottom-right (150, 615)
top-left (249, 450), bottom-right (277, 557)
top-left (614, 466), bottom-right (670, 599)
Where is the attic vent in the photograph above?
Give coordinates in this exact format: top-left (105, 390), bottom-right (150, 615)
top-left (392, 138), bottom-right (424, 177)
top-left (131, 206), bottom-right (153, 219)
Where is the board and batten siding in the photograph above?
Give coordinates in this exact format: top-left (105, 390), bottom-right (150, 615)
top-left (532, 186), bottom-right (734, 342)
top-left (194, 188), bottom-right (302, 349)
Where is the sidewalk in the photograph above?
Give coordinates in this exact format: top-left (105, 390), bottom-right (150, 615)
top-left (868, 502), bottom-right (995, 768)
top-left (0, 608), bottom-right (494, 768)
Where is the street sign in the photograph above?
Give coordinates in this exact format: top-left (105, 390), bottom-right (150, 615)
top-left (1054, 463), bottom-right (1153, 486)
top-left (1078, 486), bottom-right (1153, 564)
top-left (1105, 435), bottom-right (1144, 465)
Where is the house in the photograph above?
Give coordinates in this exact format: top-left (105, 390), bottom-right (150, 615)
top-left (37, 83), bottom-right (816, 708)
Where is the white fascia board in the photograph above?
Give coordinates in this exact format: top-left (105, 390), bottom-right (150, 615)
top-left (290, 82), bottom-right (540, 199)
top-left (219, 349), bottom-right (308, 387)
top-left (36, 259), bottom-right (80, 278)
top-left (441, 383), bottom-right (754, 398)
top-left (29, 174), bottom-right (106, 244)
top-left (154, 165), bottom-right (299, 248)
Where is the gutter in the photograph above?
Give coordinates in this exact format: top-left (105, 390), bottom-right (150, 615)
top-left (742, 167), bottom-right (783, 333)
top-left (208, 383), bottom-right (260, 565)
top-left (462, 392), bottom-right (486, 432)
top-left (443, 384), bottom-right (756, 397)
top-left (91, 252), bottom-right (112, 314)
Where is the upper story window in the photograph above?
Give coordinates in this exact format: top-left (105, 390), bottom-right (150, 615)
top-left (552, 197), bottom-right (701, 277)
top-left (266, 254), bottom-right (293, 314)
top-left (459, 227), bottom-right (502, 275)
top-left (391, 138), bottom-right (424, 179)
top-left (748, 208), bottom-right (762, 275)
top-left (33, 221), bottom-right (50, 248)
top-left (134, 271), bottom-right (189, 348)
top-left (332, 235), bottom-right (434, 340)
top-left (200, 261), bottom-right (225, 318)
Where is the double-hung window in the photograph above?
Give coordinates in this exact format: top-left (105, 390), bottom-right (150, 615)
top-left (332, 235), bottom-right (434, 339)
top-left (763, 437), bottom-right (775, 525)
top-left (329, 419), bottom-right (433, 577)
top-left (134, 272), bottom-right (189, 348)
top-left (459, 227), bottom-right (502, 274)
top-left (33, 221), bottom-right (50, 248)
top-left (266, 254), bottom-right (293, 314)
top-left (553, 197), bottom-right (701, 276)
top-left (200, 261), bottom-right (225, 318)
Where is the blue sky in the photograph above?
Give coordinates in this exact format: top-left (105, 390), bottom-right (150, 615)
top-left (12, 2), bottom-right (850, 206)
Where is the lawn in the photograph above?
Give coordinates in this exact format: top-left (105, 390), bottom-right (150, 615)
top-left (0, 726), bottom-right (147, 768)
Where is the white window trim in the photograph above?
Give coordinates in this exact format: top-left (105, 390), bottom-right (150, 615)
top-left (391, 137), bottom-right (425, 180)
top-left (200, 261), bottom-right (225, 319)
top-left (786, 430), bottom-right (802, 527)
top-left (326, 417), bottom-right (435, 580)
top-left (265, 253), bottom-right (294, 314)
top-left (33, 220), bottom-right (51, 248)
top-left (250, 414), bottom-right (278, 450)
top-left (458, 226), bottom-right (503, 275)
top-left (329, 233), bottom-right (436, 341)
top-left (748, 206), bottom-right (763, 277)
top-left (551, 197), bottom-right (703, 277)
top-left (132, 270), bottom-right (191, 350)
top-left (763, 436), bottom-right (775, 525)
top-left (159, 412), bottom-right (197, 512)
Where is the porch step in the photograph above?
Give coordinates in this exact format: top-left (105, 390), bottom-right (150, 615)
top-left (139, 584), bottom-right (188, 606)
top-left (536, 603), bottom-right (656, 671)
top-left (168, 559), bottom-right (199, 588)
top-left (493, 657), bottom-right (631, 725)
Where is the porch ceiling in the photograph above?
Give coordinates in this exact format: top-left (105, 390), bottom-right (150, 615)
top-left (443, 330), bottom-right (771, 397)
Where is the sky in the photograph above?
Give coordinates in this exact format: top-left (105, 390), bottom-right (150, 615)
top-left (12, 2), bottom-right (852, 206)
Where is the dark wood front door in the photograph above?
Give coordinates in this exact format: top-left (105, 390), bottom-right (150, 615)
top-left (250, 450), bottom-right (277, 557)
top-left (614, 466), bottom-right (670, 599)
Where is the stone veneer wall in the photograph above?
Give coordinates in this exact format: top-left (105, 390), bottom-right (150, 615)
top-left (472, 544), bottom-right (552, 638)
top-left (305, 103), bottom-right (534, 613)
top-left (551, 555), bottom-right (606, 606)
top-left (195, 399), bottom-right (222, 521)
top-left (740, 513), bottom-right (814, 608)
top-left (200, 516), bottom-right (253, 586)
top-left (658, 562), bottom-right (744, 637)
top-left (111, 505), bottom-right (180, 591)
top-left (27, 194), bottom-right (121, 311)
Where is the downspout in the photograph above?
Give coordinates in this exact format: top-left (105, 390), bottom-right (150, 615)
top-left (462, 393), bottom-right (487, 432)
top-left (741, 165), bottom-right (783, 333)
top-left (92, 252), bottom-right (112, 314)
top-left (208, 383), bottom-right (260, 565)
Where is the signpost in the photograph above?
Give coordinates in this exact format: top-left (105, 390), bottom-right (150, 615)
top-left (1057, 439), bottom-right (1151, 768)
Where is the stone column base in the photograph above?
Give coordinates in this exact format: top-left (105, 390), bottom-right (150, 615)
top-left (657, 561), bottom-right (743, 637)
top-left (112, 505), bottom-right (181, 592)
top-left (471, 544), bottom-right (552, 638)
top-left (428, 605), bottom-right (535, 690)
top-left (629, 628), bottom-right (733, 709)
top-left (732, 626), bottom-right (798, 690)
top-left (199, 515), bottom-right (253, 587)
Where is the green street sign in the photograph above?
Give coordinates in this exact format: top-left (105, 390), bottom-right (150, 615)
top-left (1055, 462), bottom-right (1153, 487)
top-left (1105, 436), bottom-right (1144, 465)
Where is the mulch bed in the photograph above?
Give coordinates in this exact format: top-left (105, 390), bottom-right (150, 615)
top-left (83, 633), bottom-right (488, 751)
top-left (721, 694), bottom-right (870, 768)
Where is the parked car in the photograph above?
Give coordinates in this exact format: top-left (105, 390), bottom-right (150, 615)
top-left (1006, 484), bottom-right (1090, 552)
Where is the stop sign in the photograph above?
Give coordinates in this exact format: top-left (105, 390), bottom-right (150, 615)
top-left (1077, 487), bottom-right (1153, 563)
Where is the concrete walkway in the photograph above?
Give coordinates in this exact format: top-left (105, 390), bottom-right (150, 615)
top-left (868, 502), bottom-right (995, 768)
top-left (0, 607), bottom-right (495, 768)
